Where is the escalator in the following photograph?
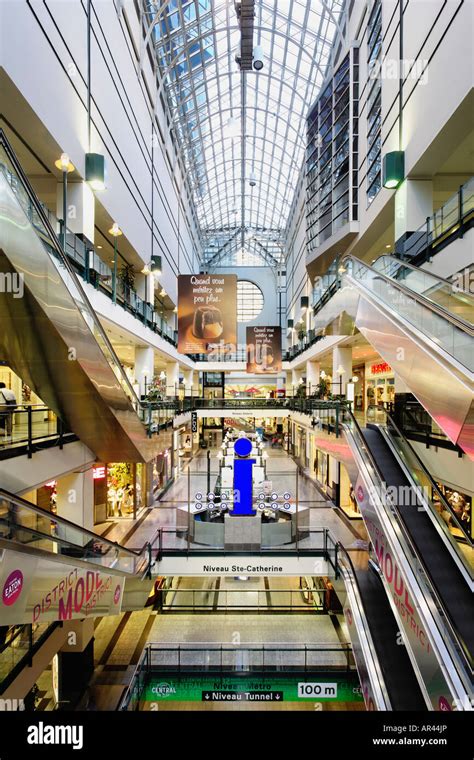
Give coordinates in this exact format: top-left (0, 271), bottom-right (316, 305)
top-left (0, 129), bottom-right (155, 463)
top-left (313, 253), bottom-right (473, 457)
top-left (0, 488), bottom-right (158, 627)
top-left (337, 545), bottom-right (426, 710)
top-left (342, 255), bottom-right (474, 457)
top-left (342, 410), bottom-right (473, 711)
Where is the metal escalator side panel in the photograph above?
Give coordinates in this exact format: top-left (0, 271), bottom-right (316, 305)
top-left (337, 559), bottom-right (392, 710)
top-left (354, 294), bottom-right (474, 458)
top-left (0, 170), bottom-right (151, 462)
top-left (342, 421), bottom-right (473, 711)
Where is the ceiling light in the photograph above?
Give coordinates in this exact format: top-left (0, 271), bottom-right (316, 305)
top-left (160, 288), bottom-right (167, 297)
top-left (385, 244), bottom-right (391, 249)
top-left (96, 245), bottom-right (102, 249)
top-left (248, 170), bottom-right (257, 188)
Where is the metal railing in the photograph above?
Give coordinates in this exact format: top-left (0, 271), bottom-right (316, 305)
top-left (0, 404), bottom-right (75, 458)
top-left (341, 408), bottom-right (473, 686)
top-left (119, 641), bottom-right (355, 710)
top-left (0, 488), bottom-right (158, 578)
top-left (159, 587), bottom-right (324, 613)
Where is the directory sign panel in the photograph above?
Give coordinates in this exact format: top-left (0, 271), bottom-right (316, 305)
top-left (246, 326), bottom-right (282, 373)
top-left (178, 274), bottom-right (237, 354)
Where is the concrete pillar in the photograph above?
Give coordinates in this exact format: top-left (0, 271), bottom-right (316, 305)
top-left (182, 368), bottom-right (194, 396)
top-left (56, 468), bottom-right (94, 532)
top-left (56, 180), bottom-right (95, 242)
top-left (291, 367), bottom-right (305, 394)
top-left (135, 272), bottom-right (155, 307)
top-left (276, 374), bottom-right (286, 396)
top-left (306, 360), bottom-right (320, 396)
top-left (395, 179), bottom-right (433, 251)
top-left (134, 346), bottom-right (154, 397)
top-left (332, 346), bottom-right (352, 396)
top-left (166, 360), bottom-right (179, 397)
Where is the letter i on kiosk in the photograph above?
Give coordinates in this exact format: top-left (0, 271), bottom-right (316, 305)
top-left (232, 437), bottom-right (256, 516)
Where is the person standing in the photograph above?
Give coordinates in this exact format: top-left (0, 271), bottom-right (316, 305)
top-left (0, 382), bottom-right (17, 438)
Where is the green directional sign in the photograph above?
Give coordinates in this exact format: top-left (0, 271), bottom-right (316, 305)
top-left (143, 674), bottom-right (363, 703)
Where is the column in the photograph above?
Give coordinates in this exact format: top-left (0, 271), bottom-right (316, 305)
top-left (276, 374), bottom-right (286, 397)
top-left (182, 368), bottom-right (194, 396)
top-left (56, 619), bottom-right (95, 708)
top-left (332, 346), bottom-right (352, 396)
top-left (394, 179), bottom-right (433, 254)
top-left (291, 367), bottom-right (305, 395)
top-left (55, 468), bottom-right (94, 532)
top-left (134, 346), bottom-right (154, 398)
top-left (135, 272), bottom-right (155, 307)
top-left (56, 180), bottom-right (95, 243)
top-left (166, 360), bottom-right (179, 398)
top-left (306, 360), bottom-right (320, 396)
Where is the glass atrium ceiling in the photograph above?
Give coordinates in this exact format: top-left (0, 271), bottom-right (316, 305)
top-left (143, 0), bottom-right (344, 266)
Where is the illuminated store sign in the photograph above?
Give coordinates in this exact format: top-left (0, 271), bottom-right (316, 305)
top-left (370, 361), bottom-right (392, 375)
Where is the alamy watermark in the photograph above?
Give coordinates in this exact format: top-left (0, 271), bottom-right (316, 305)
top-left (369, 58), bottom-right (429, 85)
top-left (0, 272), bottom-right (24, 299)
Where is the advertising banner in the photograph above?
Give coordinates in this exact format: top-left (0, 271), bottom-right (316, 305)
top-left (354, 475), bottom-right (455, 711)
top-left (246, 326), bottom-right (282, 373)
top-left (0, 548), bottom-right (124, 625)
top-left (178, 274), bottom-right (237, 354)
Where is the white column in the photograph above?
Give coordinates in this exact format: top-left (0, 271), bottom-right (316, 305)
top-left (135, 272), bottom-right (155, 307)
top-left (291, 367), bottom-right (304, 393)
top-left (182, 368), bottom-right (194, 396)
top-left (332, 346), bottom-right (352, 396)
top-left (56, 181), bottom-right (95, 242)
top-left (306, 360), bottom-right (320, 395)
top-left (395, 179), bottom-right (433, 244)
top-left (166, 360), bottom-right (179, 397)
top-left (135, 346), bottom-right (154, 397)
top-left (56, 468), bottom-right (94, 532)
top-left (276, 374), bottom-right (286, 396)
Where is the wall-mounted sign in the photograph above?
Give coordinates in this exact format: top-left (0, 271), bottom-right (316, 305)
top-left (93, 466), bottom-right (106, 479)
top-left (191, 411), bottom-right (198, 434)
top-left (370, 361), bottom-right (392, 375)
top-left (178, 275), bottom-right (237, 354)
top-left (246, 326), bottom-right (282, 373)
top-left (143, 674), bottom-right (362, 703)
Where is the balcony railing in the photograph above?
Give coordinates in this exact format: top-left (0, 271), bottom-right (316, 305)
top-left (0, 404), bottom-right (76, 459)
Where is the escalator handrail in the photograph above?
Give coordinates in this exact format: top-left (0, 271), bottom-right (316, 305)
top-left (342, 408), bottom-right (473, 675)
top-left (0, 130), bottom-right (143, 414)
top-left (373, 254), bottom-right (473, 292)
top-left (335, 542), bottom-right (392, 710)
top-left (382, 411), bottom-right (472, 547)
top-left (341, 254), bottom-right (474, 334)
top-left (0, 487), bottom-right (149, 562)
